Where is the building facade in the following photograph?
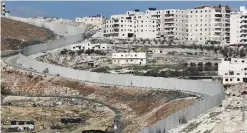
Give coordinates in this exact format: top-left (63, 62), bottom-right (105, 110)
top-left (230, 6), bottom-right (247, 44)
top-left (112, 52), bottom-right (147, 66)
top-left (1, 0), bottom-right (9, 16)
top-left (75, 15), bottom-right (105, 28)
top-left (218, 58), bottom-right (247, 84)
top-left (71, 42), bottom-right (110, 51)
top-left (104, 5), bottom-right (232, 45)
top-left (187, 5), bottom-right (231, 45)
top-left (104, 8), bottom-right (188, 44)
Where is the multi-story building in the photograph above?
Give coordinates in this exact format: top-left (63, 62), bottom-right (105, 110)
top-left (111, 52), bottom-right (147, 66)
top-left (75, 14), bottom-right (105, 28)
top-left (104, 8), bottom-right (188, 43)
top-left (104, 5), bottom-right (233, 45)
top-left (230, 6), bottom-right (247, 44)
top-left (218, 58), bottom-right (247, 84)
top-left (187, 5), bottom-right (231, 45)
top-left (161, 9), bottom-right (188, 44)
top-left (1, 0), bottom-right (9, 16)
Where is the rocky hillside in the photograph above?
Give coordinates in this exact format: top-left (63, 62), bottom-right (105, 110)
top-left (1, 17), bottom-right (56, 51)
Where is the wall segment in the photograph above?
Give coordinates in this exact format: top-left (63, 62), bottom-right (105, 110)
top-left (7, 16), bottom-right (225, 132)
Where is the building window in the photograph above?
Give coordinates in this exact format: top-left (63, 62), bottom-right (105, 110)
top-left (229, 71), bottom-right (234, 75)
top-left (237, 73), bottom-right (240, 75)
top-left (230, 79), bottom-right (232, 81)
top-left (225, 78), bottom-right (228, 81)
top-left (225, 73), bottom-right (228, 75)
top-left (237, 78), bottom-right (240, 81)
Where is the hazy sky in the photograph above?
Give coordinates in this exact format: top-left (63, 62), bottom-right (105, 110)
top-left (5, 1), bottom-right (247, 20)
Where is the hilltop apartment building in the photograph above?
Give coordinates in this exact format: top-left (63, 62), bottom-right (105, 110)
top-left (104, 8), bottom-right (188, 44)
top-left (230, 6), bottom-right (247, 44)
top-left (75, 14), bottom-right (105, 28)
top-left (187, 5), bottom-right (231, 44)
top-left (103, 5), bottom-right (234, 45)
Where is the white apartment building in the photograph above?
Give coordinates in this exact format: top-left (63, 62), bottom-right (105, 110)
top-left (112, 52), bottom-right (147, 66)
top-left (218, 58), bottom-right (247, 84)
top-left (104, 8), bottom-right (188, 44)
top-left (104, 5), bottom-right (231, 45)
top-left (75, 14), bottom-right (105, 28)
top-left (230, 6), bottom-right (247, 44)
top-left (71, 42), bottom-right (110, 51)
top-left (161, 9), bottom-right (188, 44)
top-left (187, 5), bottom-right (231, 45)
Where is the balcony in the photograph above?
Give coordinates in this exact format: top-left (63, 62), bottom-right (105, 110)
top-left (112, 29), bottom-right (119, 33)
top-left (164, 20), bottom-right (174, 24)
top-left (214, 24), bottom-right (222, 28)
top-left (241, 26), bottom-right (247, 31)
top-left (112, 24), bottom-right (119, 27)
top-left (164, 29), bottom-right (175, 33)
top-left (240, 20), bottom-right (247, 25)
top-left (165, 14), bottom-right (174, 17)
top-left (215, 14), bottom-right (222, 18)
top-left (165, 24), bottom-right (175, 28)
top-left (240, 31), bottom-right (247, 35)
top-left (215, 19), bottom-right (222, 22)
top-left (241, 16), bottom-right (247, 20)
top-left (224, 19), bottom-right (230, 23)
top-left (151, 15), bottom-right (160, 20)
top-left (225, 14), bottom-right (230, 18)
top-left (214, 29), bottom-right (222, 33)
top-left (214, 33), bottom-right (222, 36)
top-left (214, 37), bottom-right (222, 41)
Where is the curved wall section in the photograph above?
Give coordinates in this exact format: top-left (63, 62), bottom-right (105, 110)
top-left (13, 16), bottom-right (225, 132)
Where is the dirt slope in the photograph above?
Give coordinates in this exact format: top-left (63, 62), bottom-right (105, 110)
top-left (1, 17), bottom-right (56, 51)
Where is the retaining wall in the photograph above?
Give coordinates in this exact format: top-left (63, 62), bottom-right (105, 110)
top-left (7, 16), bottom-right (225, 133)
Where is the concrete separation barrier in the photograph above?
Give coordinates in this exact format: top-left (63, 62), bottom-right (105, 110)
top-left (6, 16), bottom-right (225, 133)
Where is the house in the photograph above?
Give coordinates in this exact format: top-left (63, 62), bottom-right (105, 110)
top-left (218, 58), bottom-right (247, 84)
top-left (71, 42), bottom-right (110, 51)
top-left (112, 52), bottom-right (147, 66)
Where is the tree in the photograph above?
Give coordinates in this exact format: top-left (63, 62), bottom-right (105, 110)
top-left (204, 62), bottom-right (212, 71)
top-left (221, 47), bottom-right (229, 57)
top-left (213, 63), bottom-right (218, 71)
top-left (190, 62), bottom-right (196, 68)
top-left (197, 62), bottom-right (204, 72)
top-left (240, 48), bottom-right (246, 58)
top-left (183, 63), bottom-right (188, 68)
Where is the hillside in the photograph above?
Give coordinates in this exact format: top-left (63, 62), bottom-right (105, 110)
top-left (1, 17), bottom-right (56, 51)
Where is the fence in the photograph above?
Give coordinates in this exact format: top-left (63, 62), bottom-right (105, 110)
top-left (7, 16), bottom-right (225, 133)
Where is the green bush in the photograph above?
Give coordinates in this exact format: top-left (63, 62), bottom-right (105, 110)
top-left (91, 66), bottom-right (110, 73)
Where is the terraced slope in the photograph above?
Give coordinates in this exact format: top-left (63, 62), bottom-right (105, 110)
top-left (1, 17), bottom-right (56, 51)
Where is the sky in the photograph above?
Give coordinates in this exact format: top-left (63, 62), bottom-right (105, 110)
top-left (5, 1), bottom-right (247, 20)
